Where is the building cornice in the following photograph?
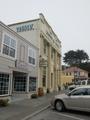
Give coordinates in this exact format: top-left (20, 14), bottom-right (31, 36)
top-left (8, 19), bottom-right (40, 27)
top-left (39, 13), bottom-right (61, 43)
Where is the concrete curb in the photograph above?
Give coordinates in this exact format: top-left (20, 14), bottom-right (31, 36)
top-left (21, 105), bottom-right (50, 120)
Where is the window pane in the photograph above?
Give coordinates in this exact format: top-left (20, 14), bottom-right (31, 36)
top-left (29, 49), bottom-right (33, 57)
top-left (29, 56), bottom-right (32, 63)
top-left (28, 48), bottom-right (36, 65)
top-left (71, 88), bottom-right (87, 96)
top-left (3, 44), bottom-right (9, 55)
top-left (33, 58), bottom-right (35, 64)
top-left (4, 34), bottom-right (10, 46)
top-left (0, 73), bottom-right (9, 95)
top-left (10, 48), bottom-right (15, 57)
top-left (10, 39), bottom-right (16, 48)
top-left (29, 57), bottom-right (35, 65)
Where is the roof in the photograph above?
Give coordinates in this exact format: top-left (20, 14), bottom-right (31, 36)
top-left (8, 18), bottom-right (39, 26)
top-left (8, 13), bottom-right (60, 43)
top-left (63, 66), bottom-right (88, 73)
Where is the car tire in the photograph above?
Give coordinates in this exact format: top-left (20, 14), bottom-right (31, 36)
top-left (55, 100), bottom-right (65, 112)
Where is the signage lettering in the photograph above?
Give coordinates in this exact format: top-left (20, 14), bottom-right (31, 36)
top-left (16, 24), bottom-right (34, 32)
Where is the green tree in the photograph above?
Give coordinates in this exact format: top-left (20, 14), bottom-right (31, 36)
top-left (78, 62), bottom-right (90, 72)
top-left (63, 49), bottom-right (89, 66)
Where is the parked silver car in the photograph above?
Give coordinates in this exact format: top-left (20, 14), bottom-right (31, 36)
top-left (51, 86), bottom-right (90, 112)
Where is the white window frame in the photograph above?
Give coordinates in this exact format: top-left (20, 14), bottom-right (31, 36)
top-left (28, 47), bottom-right (36, 66)
top-left (1, 32), bottom-right (17, 59)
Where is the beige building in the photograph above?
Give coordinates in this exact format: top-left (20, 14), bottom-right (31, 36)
top-left (9, 13), bottom-right (62, 92)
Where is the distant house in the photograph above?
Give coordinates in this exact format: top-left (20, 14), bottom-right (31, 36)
top-left (61, 66), bottom-right (88, 89)
top-left (63, 66), bottom-right (88, 80)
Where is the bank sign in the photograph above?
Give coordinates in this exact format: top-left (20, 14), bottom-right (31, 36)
top-left (16, 24), bottom-right (34, 32)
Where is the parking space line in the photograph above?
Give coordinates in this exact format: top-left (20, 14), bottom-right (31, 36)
top-left (21, 105), bottom-right (50, 120)
top-left (55, 112), bottom-right (85, 120)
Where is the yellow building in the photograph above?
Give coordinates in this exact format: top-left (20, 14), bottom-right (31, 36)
top-left (61, 71), bottom-right (74, 89)
top-left (61, 66), bottom-right (88, 89)
top-left (9, 13), bottom-right (62, 93)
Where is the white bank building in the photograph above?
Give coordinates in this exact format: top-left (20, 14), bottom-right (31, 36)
top-left (9, 13), bottom-right (62, 93)
top-left (0, 21), bottom-right (39, 100)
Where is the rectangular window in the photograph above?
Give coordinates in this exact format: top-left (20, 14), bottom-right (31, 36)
top-left (0, 73), bottom-right (9, 95)
top-left (10, 48), bottom-right (15, 57)
top-left (2, 33), bottom-right (16, 58)
top-left (28, 48), bottom-right (36, 65)
top-left (3, 44), bottom-right (9, 55)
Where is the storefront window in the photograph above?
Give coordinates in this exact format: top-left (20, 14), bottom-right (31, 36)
top-left (0, 73), bottom-right (9, 95)
top-left (14, 76), bottom-right (26, 92)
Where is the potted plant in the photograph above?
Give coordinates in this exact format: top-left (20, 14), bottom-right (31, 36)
top-left (31, 93), bottom-right (38, 99)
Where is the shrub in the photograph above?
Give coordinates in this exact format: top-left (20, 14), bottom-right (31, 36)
top-left (0, 99), bottom-right (9, 107)
top-left (31, 93), bottom-right (38, 99)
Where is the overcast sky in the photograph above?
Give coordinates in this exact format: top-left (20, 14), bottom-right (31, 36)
top-left (0, 0), bottom-right (90, 62)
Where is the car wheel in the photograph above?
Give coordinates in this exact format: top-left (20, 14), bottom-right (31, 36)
top-left (55, 100), bottom-right (65, 112)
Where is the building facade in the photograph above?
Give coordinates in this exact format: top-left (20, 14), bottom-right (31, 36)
top-left (0, 21), bottom-right (39, 99)
top-left (9, 13), bottom-right (62, 92)
top-left (61, 71), bottom-right (74, 89)
top-left (61, 66), bottom-right (89, 89)
top-left (63, 66), bottom-right (88, 81)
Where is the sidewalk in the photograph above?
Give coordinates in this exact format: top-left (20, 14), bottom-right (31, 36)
top-left (0, 91), bottom-right (62, 120)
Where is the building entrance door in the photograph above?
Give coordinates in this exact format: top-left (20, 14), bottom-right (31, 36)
top-left (13, 71), bottom-right (27, 92)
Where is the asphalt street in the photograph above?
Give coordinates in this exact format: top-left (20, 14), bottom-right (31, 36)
top-left (27, 108), bottom-right (90, 120)
top-left (0, 91), bottom-right (90, 120)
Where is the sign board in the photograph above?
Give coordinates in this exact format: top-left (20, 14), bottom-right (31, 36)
top-left (39, 58), bottom-right (48, 67)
